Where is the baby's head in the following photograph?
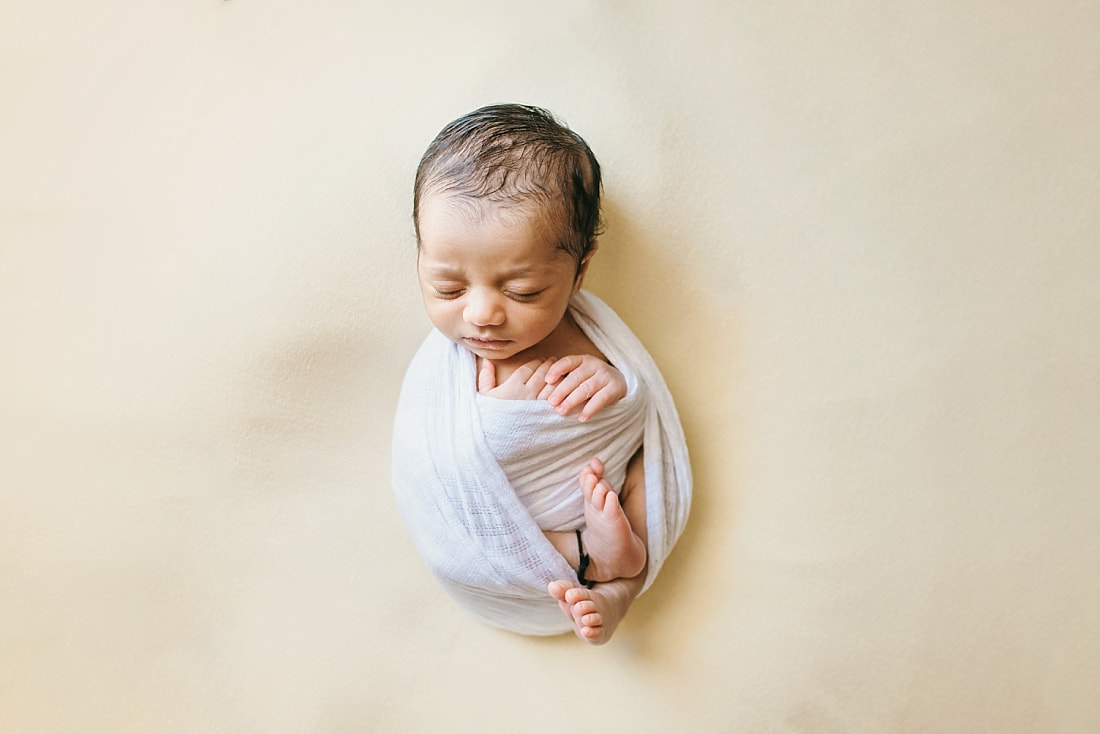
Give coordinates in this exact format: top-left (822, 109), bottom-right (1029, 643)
top-left (413, 104), bottom-right (603, 273)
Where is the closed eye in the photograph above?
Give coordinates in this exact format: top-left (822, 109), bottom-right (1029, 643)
top-left (506, 290), bottom-right (543, 302)
top-left (432, 287), bottom-right (464, 299)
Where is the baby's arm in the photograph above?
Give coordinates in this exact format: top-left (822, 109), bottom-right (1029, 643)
top-left (544, 355), bottom-right (627, 422)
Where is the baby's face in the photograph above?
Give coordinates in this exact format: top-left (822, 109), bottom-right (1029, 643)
top-left (417, 194), bottom-right (580, 363)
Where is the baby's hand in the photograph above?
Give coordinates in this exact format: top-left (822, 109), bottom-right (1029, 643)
top-left (544, 355), bottom-right (627, 422)
top-left (477, 357), bottom-right (557, 401)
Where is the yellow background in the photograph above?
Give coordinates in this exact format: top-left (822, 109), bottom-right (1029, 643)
top-left (3, 2), bottom-right (1098, 731)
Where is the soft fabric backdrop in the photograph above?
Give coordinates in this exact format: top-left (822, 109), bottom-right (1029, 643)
top-left (2, 1), bottom-right (1097, 732)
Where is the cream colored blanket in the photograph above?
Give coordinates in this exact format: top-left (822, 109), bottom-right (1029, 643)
top-left (392, 290), bottom-right (691, 635)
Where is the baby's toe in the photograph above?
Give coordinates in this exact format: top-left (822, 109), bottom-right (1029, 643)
top-left (589, 481), bottom-right (612, 511)
top-left (571, 600), bottom-right (598, 625)
top-left (580, 625), bottom-right (603, 641)
top-left (548, 580), bottom-right (573, 601)
top-left (580, 610), bottom-right (602, 628)
top-left (597, 482), bottom-right (621, 516)
top-left (564, 586), bottom-right (592, 605)
top-left (580, 471), bottom-right (599, 497)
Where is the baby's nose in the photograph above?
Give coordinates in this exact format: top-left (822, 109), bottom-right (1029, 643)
top-left (463, 289), bottom-right (505, 326)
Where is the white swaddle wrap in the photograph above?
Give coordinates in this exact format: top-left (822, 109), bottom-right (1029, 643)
top-left (392, 290), bottom-right (691, 635)
top-left (477, 352), bottom-right (646, 533)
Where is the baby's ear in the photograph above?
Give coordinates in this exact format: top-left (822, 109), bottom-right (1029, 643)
top-left (573, 241), bottom-right (599, 292)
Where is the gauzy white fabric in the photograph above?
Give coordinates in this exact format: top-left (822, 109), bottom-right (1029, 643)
top-left (392, 290), bottom-right (692, 635)
top-left (477, 354), bottom-right (646, 533)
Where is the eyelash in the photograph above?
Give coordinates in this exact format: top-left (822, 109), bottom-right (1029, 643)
top-left (433, 288), bottom-right (463, 299)
top-left (432, 288), bottom-right (543, 302)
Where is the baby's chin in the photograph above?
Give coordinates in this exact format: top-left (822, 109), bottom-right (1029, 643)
top-left (460, 337), bottom-right (522, 360)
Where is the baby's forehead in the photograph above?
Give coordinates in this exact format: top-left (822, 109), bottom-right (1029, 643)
top-left (425, 194), bottom-right (566, 244)
top-left (422, 190), bottom-right (550, 223)
top-left (419, 195), bottom-right (578, 267)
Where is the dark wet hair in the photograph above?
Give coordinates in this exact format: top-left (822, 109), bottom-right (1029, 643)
top-left (413, 103), bottom-right (603, 270)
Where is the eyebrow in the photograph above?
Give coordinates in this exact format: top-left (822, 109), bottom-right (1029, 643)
top-left (422, 264), bottom-right (543, 279)
top-left (421, 264), bottom-right (461, 278)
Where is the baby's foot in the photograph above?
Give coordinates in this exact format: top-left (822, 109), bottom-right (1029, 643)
top-left (579, 458), bottom-right (646, 582)
top-left (548, 579), bottom-right (635, 645)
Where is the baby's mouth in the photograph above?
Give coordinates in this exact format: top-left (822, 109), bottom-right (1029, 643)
top-left (465, 336), bottom-right (511, 349)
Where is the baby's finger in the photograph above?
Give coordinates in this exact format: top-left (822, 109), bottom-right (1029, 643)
top-left (547, 374), bottom-right (580, 407)
top-left (554, 379), bottom-right (597, 416)
top-left (477, 358), bottom-right (497, 393)
top-left (577, 386), bottom-right (617, 421)
top-left (545, 355), bottom-right (584, 384)
top-left (507, 357), bottom-right (548, 385)
top-left (536, 381), bottom-right (556, 401)
top-left (547, 365), bottom-right (595, 406)
top-left (526, 357), bottom-right (556, 387)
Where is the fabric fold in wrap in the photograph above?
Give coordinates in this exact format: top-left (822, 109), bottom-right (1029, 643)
top-left (391, 290), bottom-right (692, 635)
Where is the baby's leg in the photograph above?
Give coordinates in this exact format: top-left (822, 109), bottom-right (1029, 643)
top-left (546, 451), bottom-right (649, 644)
top-left (542, 450), bottom-right (647, 584)
top-left (578, 451), bottom-right (647, 582)
top-left (547, 571), bottom-right (644, 645)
